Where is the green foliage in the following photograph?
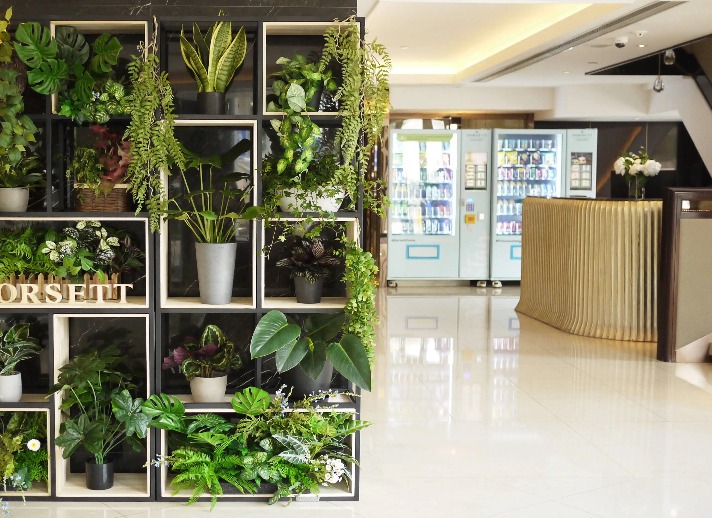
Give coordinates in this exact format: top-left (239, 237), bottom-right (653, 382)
top-left (250, 310), bottom-right (372, 391)
top-left (143, 387), bottom-right (369, 506)
top-left (321, 17), bottom-right (391, 216)
top-left (15, 23), bottom-right (126, 123)
top-left (161, 140), bottom-right (260, 243)
top-left (0, 154), bottom-right (44, 189)
top-left (340, 239), bottom-right (378, 365)
top-left (39, 220), bottom-right (145, 283)
top-left (52, 345), bottom-right (148, 464)
top-left (275, 235), bottom-right (341, 282)
top-left (67, 124), bottom-right (131, 194)
top-left (0, 225), bottom-right (56, 280)
top-left (0, 322), bottom-right (41, 376)
top-left (162, 324), bottom-right (242, 381)
top-left (124, 32), bottom-right (185, 232)
top-left (180, 21), bottom-right (247, 93)
top-left (0, 412), bottom-right (48, 492)
top-left (0, 10), bottom-right (40, 187)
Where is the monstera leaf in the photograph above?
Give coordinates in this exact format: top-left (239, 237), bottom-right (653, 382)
top-left (142, 394), bottom-right (187, 433)
top-left (90, 33), bottom-right (121, 75)
top-left (14, 22), bottom-right (57, 68)
top-left (25, 58), bottom-right (68, 95)
top-left (55, 26), bottom-right (90, 69)
top-left (231, 387), bottom-right (270, 416)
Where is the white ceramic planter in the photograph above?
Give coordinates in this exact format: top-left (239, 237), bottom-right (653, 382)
top-left (189, 375), bottom-right (228, 403)
top-left (0, 187), bottom-right (30, 212)
top-left (0, 372), bottom-right (23, 402)
top-left (195, 243), bottom-right (237, 305)
top-left (279, 189), bottom-right (344, 213)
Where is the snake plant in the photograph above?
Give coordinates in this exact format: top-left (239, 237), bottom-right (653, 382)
top-left (180, 21), bottom-right (246, 93)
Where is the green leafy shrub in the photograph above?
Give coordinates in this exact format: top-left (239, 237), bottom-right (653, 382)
top-left (0, 411), bottom-right (48, 492)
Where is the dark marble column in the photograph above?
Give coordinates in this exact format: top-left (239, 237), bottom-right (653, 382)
top-left (12, 0), bottom-right (356, 19)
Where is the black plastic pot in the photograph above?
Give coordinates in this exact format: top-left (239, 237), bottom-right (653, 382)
top-left (85, 459), bottom-right (114, 490)
top-left (197, 92), bottom-right (226, 115)
top-left (293, 276), bottom-right (324, 304)
top-left (282, 362), bottom-right (334, 399)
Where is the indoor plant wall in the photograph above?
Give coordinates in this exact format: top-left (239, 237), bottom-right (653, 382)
top-left (162, 324), bottom-right (241, 402)
top-left (0, 412), bottom-right (49, 492)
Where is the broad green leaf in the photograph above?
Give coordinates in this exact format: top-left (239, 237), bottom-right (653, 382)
top-left (191, 22), bottom-right (209, 65)
top-left (250, 310), bottom-right (301, 358)
top-left (207, 20), bottom-right (232, 91)
top-left (90, 34), bottom-right (122, 74)
top-left (275, 336), bottom-right (310, 373)
top-left (141, 394), bottom-right (186, 433)
top-left (326, 334), bottom-right (372, 391)
top-left (70, 64), bottom-right (95, 103)
top-left (231, 387), bottom-right (270, 415)
top-left (112, 389), bottom-right (150, 439)
top-left (180, 28), bottom-right (209, 92)
top-left (14, 22), bottom-right (57, 68)
top-left (26, 59), bottom-right (68, 95)
top-left (285, 82), bottom-right (306, 113)
top-left (214, 26), bottom-right (246, 92)
top-left (304, 312), bottom-right (345, 343)
top-left (55, 26), bottom-right (90, 69)
top-left (300, 341), bottom-right (326, 380)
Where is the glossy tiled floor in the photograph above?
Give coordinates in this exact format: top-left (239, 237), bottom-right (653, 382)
top-left (10, 287), bottom-right (712, 517)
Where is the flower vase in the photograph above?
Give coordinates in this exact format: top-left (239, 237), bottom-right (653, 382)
top-left (627, 175), bottom-right (645, 200)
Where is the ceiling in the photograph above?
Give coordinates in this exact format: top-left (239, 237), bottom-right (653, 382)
top-left (360, 0), bottom-right (712, 88)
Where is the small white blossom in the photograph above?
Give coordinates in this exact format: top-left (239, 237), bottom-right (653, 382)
top-left (26, 439), bottom-right (41, 452)
top-left (322, 457), bottom-right (346, 485)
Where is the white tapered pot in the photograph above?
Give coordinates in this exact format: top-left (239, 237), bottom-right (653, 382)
top-left (0, 372), bottom-right (22, 402)
top-left (0, 187), bottom-right (30, 212)
top-left (189, 375), bottom-right (228, 403)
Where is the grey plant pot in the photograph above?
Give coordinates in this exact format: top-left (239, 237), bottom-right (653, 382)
top-left (0, 187), bottom-right (29, 212)
top-left (85, 460), bottom-right (114, 490)
top-left (281, 362), bottom-right (334, 399)
top-left (196, 242), bottom-right (237, 305)
top-left (197, 92), bottom-right (226, 115)
top-left (293, 276), bottom-right (324, 304)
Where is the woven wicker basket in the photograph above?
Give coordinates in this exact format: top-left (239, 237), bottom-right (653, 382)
top-left (75, 184), bottom-right (130, 212)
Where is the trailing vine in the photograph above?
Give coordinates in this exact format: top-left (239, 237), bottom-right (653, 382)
top-left (123, 21), bottom-right (185, 231)
top-left (340, 238), bottom-right (379, 365)
top-left (321, 16), bottom-right (391, 216)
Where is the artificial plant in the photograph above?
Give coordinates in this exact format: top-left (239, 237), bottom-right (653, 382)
top-left (14, 23), bottom-right (127, 123)
top-left (123, 25), bottom-right (185, 231)
top-left (67, 124), bottom-right (132, 194)
top-left (276, 235), bottom-right (341, 283)
top-left (0, 323), bottom-right (41, 377)
top-left (52, 345), bottom-right (150, 465)
top-left (0, 225), bottom-right (57, 280)
top-left (180, 20), bottom-right (247, 93)
top-left (321, 16), bottom-right (391, 215)
top-left (0, 411), bottom-right (48, 492)
top-left (162, 324), bottom-right (241, 380)
top-left (250, 310), bottom-right (371, 391)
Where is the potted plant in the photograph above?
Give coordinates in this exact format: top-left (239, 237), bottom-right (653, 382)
top-left (0, 323), bottom-right (41, 402)
top-left (250, 310), bottom-right (371, 396)
top-left (52, 345), bottom-right (150, 490)
top-left (0, 411), bottom-right (48, 492)
top-left (124, 30), bottom-right (185, 232)
top-left (267, 53), bottom-right (337, 113)
top-left (180, 20), bottom-right (247, 114)
top-left (276, 235), bottom-right (341, 304)
top-left (162, 140), bottom-right (259, 304)
top-left (0, 8), bottom-right (42, 212)
top-left (67, 124), bottom-right (132, 212)
top-left (320, 17), bottom-right (391, 216)
top-left (161, 324), bottom-right (241, 402)
top-left (142, 386), bottom-right (369, 507)
top-left (14, 22), bottom-right (128, 124)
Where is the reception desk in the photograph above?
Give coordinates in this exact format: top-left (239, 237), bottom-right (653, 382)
top-left (516, 198), bottom-right (662, 342)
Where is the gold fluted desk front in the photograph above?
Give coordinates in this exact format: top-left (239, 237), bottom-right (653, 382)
top-left (515, 197), bottom-right (662, 342)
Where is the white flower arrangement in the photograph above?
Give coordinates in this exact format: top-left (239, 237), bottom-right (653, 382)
top-left (321, 456), bottom-right (347, 485)
top-left (614, 150), bottom-right (662, 178)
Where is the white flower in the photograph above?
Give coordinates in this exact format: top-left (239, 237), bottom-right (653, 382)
top-left (322, 457), bottom-right (346, 485)
top-left (26, 439), bottom-right (41, 451)
top-left (629, 163), bottom-right (643, 176)
top-left (613, 157), bottom-right (626, 175)
top-left (643, 159), bottom-right (661, 177)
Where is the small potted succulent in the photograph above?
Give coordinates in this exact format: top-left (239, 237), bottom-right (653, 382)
top-left (250, 311), bottom-right (371, 396)
top-left (67, 124), bottom-right (132, 212)
top-left (276, 235), bottom-right (341, 304)
top-left (162, 324), bottom-right (242, 402)
top-left (0, 323), bottom-right (41, 402)
top-left (180, 20), bottom-right (247, 114)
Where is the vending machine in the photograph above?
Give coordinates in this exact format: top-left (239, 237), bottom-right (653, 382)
top-left (490, 129), bottom-right (566, 281)
top-left (388, 130), bottom-right (459, 279)
top-left (459, 130), bottom-right (491, 280)
top-left (565, 128), bottom-right (597, 198)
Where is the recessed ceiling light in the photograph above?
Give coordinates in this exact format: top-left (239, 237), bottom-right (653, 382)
top-left (588, 61), bottom-right (598, 65)
top-left (400, 46), bottom-right (409, 50)
top-left (566, 47), bottom-right (574, 52)
top-left (634, 117), bottom-right (640, 120)
top-left (563, 71), bottom-right (570, 74)
top-left (639, 44), bottom-right (646, 48)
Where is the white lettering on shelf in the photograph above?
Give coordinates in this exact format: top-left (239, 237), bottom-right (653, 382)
top-left (0, 283), bottom-right (133, 304)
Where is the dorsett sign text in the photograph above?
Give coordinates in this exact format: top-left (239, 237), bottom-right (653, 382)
top-left (0, 283), bottom-right (134, 304)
